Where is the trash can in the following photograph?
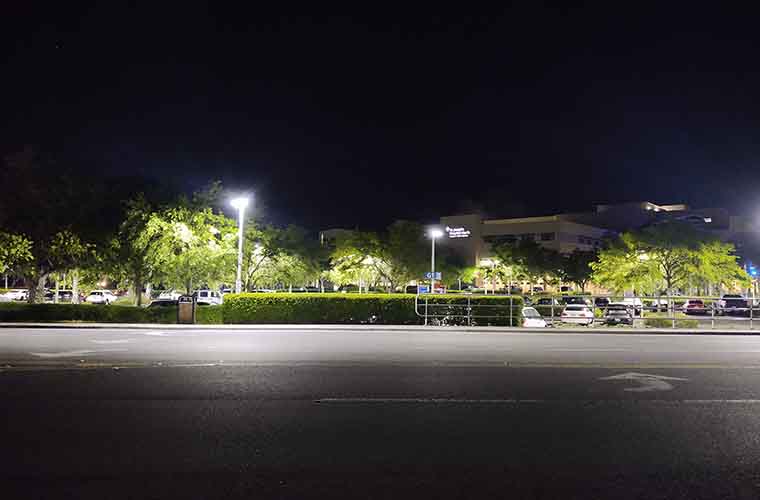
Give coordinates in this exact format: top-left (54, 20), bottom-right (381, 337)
top-left (177, 295), bottom-right (196, 324)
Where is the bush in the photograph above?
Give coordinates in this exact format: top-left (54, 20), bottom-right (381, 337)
top-left (0, 303), bottom-right (177, 323)
top-left (221, 293), bottom-right (523, 326)
top-left (644, 317), bottom-right (699, 329)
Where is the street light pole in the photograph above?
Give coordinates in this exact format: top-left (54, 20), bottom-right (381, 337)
top-left (231, 196), bottom-right (250, 294)
top-left (429, 229), bottom-right (444, 292)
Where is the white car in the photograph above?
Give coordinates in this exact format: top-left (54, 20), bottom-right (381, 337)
top-left (85, 290), bottom-right (116, 305)
top-left (522, 307), bottom-right (547, 328)
top-left (4, 289), bottom-right (28, 301)
top-left (560, 304), bottom-right (595, 326)
top-left (195, 289), bottom-right (223, 306)
top-left (158, 290), bottom-right (183, 300)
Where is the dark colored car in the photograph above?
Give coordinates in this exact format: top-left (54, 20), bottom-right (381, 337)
top-left (563, 296), bottom-right (592, 306)
top-left (718, 294), bottom-right (749, 316)
top-left (147, 299), bottom-right (178, 308)
top-left (594, 297), bottom-right (610, 308)
top-left (604, 303), bottom-right (633, 325)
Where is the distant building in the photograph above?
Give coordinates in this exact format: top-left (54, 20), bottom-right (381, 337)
top-left (440, 201), bottom-right (760, 285)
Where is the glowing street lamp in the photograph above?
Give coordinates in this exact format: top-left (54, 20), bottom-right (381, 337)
top-left (428, 228), bottom-right (444, 292)
top-left (230, 196), bottom-right (251, 294)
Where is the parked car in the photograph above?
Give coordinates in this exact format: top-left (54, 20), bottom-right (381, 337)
top-left (535, 297), bottom-right (562, 307)
top-left (522, 307), bottom-right (548, 328)
top-left (603, 303), bottom-right (633, 325)
top-left (621, 297), bottom-right (643, 316)
top-left (148, 299), bottom-right (178, 308)
top-left (4, 289), bottom-right (28, 301)
top-left (560, 304), bottom-right (594, 326)
top-left (683, 299), bottom-right (708, 315)
top-left (194, 289), bottom-right (223, 306)
top-left (717, 294), bottom-right (749, 316)
top-left (85, 290), bottom-right (116, 305)
top-left (646, 298), bottom-right (669, 312)
top-left (158, 290), bottom-right (183, 301)
top-left (560, 286), bottom-right (573, 293)
top-left (562, 296), bottom-right (592, 306)
top-left (532, 286), bottom-right (544, 293)
top-left (594, 297), bottom-right (610, 308)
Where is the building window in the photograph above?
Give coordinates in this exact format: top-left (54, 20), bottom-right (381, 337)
top-left (540, 232), bottom-right (555, 241)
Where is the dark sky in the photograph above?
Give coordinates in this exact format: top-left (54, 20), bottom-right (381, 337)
top-left (3, 3), bottom-right (760, 230)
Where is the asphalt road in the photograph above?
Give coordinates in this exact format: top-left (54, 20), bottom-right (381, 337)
top-left (3, 326), bottom-right (760, 499)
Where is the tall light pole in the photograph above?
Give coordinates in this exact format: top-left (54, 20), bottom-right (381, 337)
top-left (231, 196), bottom-right (250, 294)
top-left (429, 228), bottom-right (444, 292)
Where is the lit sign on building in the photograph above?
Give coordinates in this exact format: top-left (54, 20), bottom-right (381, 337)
top-left (446, 226), bottom-right (471, 238)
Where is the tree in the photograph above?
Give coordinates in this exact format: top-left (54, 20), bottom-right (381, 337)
top-left (145, 204), bottom-right (237, 294)
top-left (0, 232), bottom-right (33, 277)
top-left (559, 250), bottom-right (598, 292)
top-left (592, 222), bottom-right (750, 295)
top-left (49, 230), bottom-right (98, 304)
top-left (493, 239), bottom-right (560, 291)
top-left (108, 195), bottom-right (164, 306)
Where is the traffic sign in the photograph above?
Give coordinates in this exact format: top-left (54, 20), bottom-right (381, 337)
top-left (424, 272), bottom-right (442, 280)
top-left (417, 285), bottom-right (430, 294)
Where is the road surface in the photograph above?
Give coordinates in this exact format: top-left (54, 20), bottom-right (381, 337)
top-left (3, 326), bottom-right (760, 499)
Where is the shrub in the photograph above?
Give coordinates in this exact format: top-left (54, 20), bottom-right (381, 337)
top-left (644, 317), bottom-right (699, 329)
top-left (221, 293), bottom-right (523, 326)
top-left (0, 303), bottom-right (177, 323)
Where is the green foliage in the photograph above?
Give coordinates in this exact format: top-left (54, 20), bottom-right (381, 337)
top-left (592, 222), bottom-right (751, 294)
top-left (244, 224), bottom-right (325, 290)
top-left (0, 232), bottom-right (33, 274)
top-left (0, 303), bottom-right (176, 323)
top-left (327, 221), bottom-right (431, 292)
top-left (559, 250), bottom-right (597, 292)
top-left (0, 303), bottom-right (224, 324)
top-left (221, 293), bottom-right (523, 325)
top-left (644, 317), bottom-right (699, 329)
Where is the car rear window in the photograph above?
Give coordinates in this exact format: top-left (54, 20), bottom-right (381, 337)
top-left (565, 305), bottom-right (586, 311)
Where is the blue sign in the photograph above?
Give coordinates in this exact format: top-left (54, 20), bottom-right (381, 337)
top-left (750, 264), bottom-right (758, 278)
top-left (417, 285), bottom-right (430, 294)
top-left (424, 272), bottom-right (442, 280)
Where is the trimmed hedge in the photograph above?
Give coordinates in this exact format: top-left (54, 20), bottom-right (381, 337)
top-left (0, 303), bottom-right (178, 323)
top-left (644, 317), bottom-right (699, 329)
top-left (221, 293), bottom-right (523, 326)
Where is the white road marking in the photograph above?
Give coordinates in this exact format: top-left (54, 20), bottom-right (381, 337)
top-left (548, 348), bottom-right (631, 352)
top-left (600, 372), bottom-right (689, 392)
top-left (138, 331), bottom-right (169, 336)
top-left (315, 398), bottom-right (760, 405)
top-left (29, 349), bottom-right (128, 358)
top-left (90, 339), bottom-right (131, 344)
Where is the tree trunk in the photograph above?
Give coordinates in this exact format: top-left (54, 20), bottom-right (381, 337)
top-left (72, 269), bottom-right (80, 304)
top-left (145, 282), bottom-right (152, 304)
top-left (28, 271), bottom-right (48, 304)
top-left (133, 273), bottom-right (143, 306)
top-left (54, 276), bottom-right (60, 303)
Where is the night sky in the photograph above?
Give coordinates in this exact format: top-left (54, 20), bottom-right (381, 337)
top-left (3, 4), bottom-right (760, 230)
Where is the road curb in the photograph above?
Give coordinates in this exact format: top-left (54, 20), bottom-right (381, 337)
top-left (0, 322), bottom-right (758, 335)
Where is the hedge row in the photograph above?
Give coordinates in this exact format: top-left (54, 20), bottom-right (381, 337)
top-left (0, 303), bottom-right (222, 324)
top-left (220, 293), bottom-right (523, 326)
top-left (0, 294), bottom-right (523, 326)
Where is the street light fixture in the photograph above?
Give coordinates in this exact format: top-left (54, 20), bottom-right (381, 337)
top-left (428, 228), bottom-right (444, 292)
top-left (231, 196), bottom-right (251, 294)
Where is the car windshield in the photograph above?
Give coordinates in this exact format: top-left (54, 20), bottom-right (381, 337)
top-left (523, 307), bottom-right (541, 318)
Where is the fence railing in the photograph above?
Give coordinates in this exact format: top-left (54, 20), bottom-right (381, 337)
top-left (414, 294), bottom-right (519, 326)
top-left (416, 293), bottom-right (759, 329)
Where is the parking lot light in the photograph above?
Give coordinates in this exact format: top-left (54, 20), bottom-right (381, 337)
top-left (428, 228), bottom-right (444, 292)
top-left (230, 196), bottom-right (251, 294)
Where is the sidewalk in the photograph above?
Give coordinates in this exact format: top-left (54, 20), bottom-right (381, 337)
top-left (0, 322), bottom-right (758, 335)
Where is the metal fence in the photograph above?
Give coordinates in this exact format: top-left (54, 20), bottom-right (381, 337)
top-left (414, 294), bottom-right (519, 326)
top-left (415, 293), bottom-right (759, 330)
